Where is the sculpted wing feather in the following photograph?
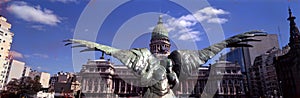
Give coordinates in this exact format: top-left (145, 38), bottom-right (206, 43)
top-left (64, 39), bottom-right (159, 81)
top-left (168, 31), bottom-right (267, 79)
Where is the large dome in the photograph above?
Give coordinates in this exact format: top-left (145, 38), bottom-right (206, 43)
top-left (151, 16), bottom-right (169, 39)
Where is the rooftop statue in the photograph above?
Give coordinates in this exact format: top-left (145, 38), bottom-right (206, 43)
top-left (64, 31), bottom-right (266, 98)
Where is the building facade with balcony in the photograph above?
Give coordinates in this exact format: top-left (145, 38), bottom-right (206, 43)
top-left (0, 16), bottom-right (14, 90)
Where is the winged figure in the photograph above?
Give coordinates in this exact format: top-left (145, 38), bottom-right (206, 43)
top-left (64, 31), bottom-right (266, 98)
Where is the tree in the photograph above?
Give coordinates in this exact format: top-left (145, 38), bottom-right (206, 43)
top-left (1, 76), bottom-right (42, 98)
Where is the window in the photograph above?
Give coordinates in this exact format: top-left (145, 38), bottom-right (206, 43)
top-left (89, 68), bottom-right (94, 72)
top-left (232, 70), bottom-right (237, 73)
top-left (0, 31), bottom-right (3, 36)
top-left (4, 33), bottom-right (7, 36)
top-left (1, 47), bottom-right (3, 50)
top-left (101, 68), bottom-right (105, 72)
top-left (226, 70), bottom-right (231, 73)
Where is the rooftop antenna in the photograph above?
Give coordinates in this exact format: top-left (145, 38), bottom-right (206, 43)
top-left (160, 0), bottom-right (162, 13)
top-left (159, 0), bottom-right (163, 17)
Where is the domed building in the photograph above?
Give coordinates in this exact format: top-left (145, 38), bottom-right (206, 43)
top-left (149, 16), bottom-right (171, 58)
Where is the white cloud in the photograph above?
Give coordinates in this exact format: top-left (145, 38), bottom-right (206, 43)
top-left (207, 18), bottom-right (228, 24)
top-left (32, 53), bottom-right (49, 58)
top-left (150, 7), bottom-right (229, 41)
top-left (193, 7), bottom-right (229, 24)
top-left (7, 1), bottom-right (61, 26)
top-left (25, 53), bottom-right (49, 59)
top-left (31, 25), bottom-right (46, 31)
top-left (9, 51), bottom-right (24, 59)
top-left (198, 7), bottom-right (229, 15)
top-left (37, 66), bottom-right (42, 70)
top-left (50, 0), bottom-right (78, 3)
top-left (24, 54), bottom-right (30, 58)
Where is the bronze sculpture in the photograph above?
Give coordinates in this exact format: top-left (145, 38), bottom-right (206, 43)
top-left (64, 31), bottom-right (266, 98)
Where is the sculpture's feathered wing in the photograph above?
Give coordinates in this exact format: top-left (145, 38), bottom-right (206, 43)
top-left (168, 31), bottom-right (266, 80)
top-left (64, 39), bottom-right (161, 86)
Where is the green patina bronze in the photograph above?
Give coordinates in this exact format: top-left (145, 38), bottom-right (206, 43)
top-left (151, 16), bottom-right (169, 40)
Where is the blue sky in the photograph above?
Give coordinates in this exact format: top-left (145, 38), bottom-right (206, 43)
top-left (0, 0), bottom-right (299, 75)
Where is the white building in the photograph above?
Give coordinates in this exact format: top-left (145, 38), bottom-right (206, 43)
top-left (0, 16), bottom-right (14, 90)
top-left (22, 66), bottom-right (31, 77)
top-left (5, 59), bottom-right (25, 84)
top-left (29, 71), bottom-right (51, 88)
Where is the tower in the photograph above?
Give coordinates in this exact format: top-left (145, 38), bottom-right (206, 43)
top-left (274, 8), bottom-right (300, 98)
top-left (149, 16), bottom-right (171, 57)
top-left (0, 16), bottom-right (14, 90)
top-left (287, 8), bottom-right (300, 49)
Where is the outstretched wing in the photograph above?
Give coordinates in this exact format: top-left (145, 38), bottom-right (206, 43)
top-left (168, 31), bottom-right (267, 79)
top-left (64, 39), bottom-right (160, 81)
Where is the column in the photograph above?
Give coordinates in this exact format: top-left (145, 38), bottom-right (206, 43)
top-left (233, 80), bottom-right (236, 95)
top-left (118, 80), bottom-right (121, 93)
top-left (218, 80), bottom-right (221, 94)
top-left (186, 81), bottom-right (189, 94)
top-left (227, 80), bottom-right (229, 95)
top-left (83, 78), bottom-right (86, 91)
top-left (192, 81), bottom-right (195, 94)
top-left (91, 79), bottom-right (94, 92)
top-left (180, 82), bottom-right (183, 93)
top-left (98, 79), bottom-right (102, 93)
top-left (124, 81), bottom-right (127, 93)
top-left (130, 81), bottom-right (133, 93)
top-left (113, 80), bottom-right (116, 92)
top-left (241, 80), bottom-right (244, 93)
top-left (86, 78), bottom-right (89, 91)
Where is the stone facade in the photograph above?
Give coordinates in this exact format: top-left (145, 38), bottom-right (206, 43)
top-left (79, 59), bottom-right (116, 98)
top-left (79, 58), bottom-right (246, 98)
top-left (211, 61), bottom-right (245, 98)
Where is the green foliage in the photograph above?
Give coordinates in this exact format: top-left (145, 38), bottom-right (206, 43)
top-left (0, 76), bottom-right (42, 97)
